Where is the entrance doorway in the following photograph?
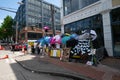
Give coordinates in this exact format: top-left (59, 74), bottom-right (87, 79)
top-left (112, 24), bottom-right (120, 57)
top-left (111, 7), bottom-right (120, 57)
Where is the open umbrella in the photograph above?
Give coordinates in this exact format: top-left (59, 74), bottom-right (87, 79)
top-left (40, 38), bottom-right (46, 46)
top-left (90, 30), bottom-right (97, 41)
top-left (43, 26), bottom-right (49, 32)
top-left (54, 35), bottom-right (61, 44)
top-left (50, 37), bottom-right (56, 44)
top-left (35, 38), bottom-right (44, 43)
top-left (77, 30), bottom-right (97, 41)
top-left (43, 26), bottom-right (49, 30)
top-left (36, 37), bottom-right (47, 46)
top-left (61, 36), bottom-right (71, 44)
top-left (66, 38), bottom-right (78, 48)
top-left (44, 36), bottom-right (51, 44)
top-left (70, 33), bottom-right (78, 39)
top-left (76, 33), bottom-right (89, 40)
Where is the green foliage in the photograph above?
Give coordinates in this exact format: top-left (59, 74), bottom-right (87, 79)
top-left (0, 27), bottom-right (3, 39)
top-left (0, 15), bottom-right (15, 40)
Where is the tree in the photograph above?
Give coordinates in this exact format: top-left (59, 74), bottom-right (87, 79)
top-left (0, 27), bottom-right (3, 39)
top-left (0, 16), bottom-right (15, 41)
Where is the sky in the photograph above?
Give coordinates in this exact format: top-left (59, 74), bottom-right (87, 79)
top-left (0, 0), bottom-right (61, 25)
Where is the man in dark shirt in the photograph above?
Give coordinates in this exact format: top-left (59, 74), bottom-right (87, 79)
top-left (12, 44), bottom-right (15, 53)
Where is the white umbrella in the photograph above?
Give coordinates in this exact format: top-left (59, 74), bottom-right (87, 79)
top-left (54, 35), bottom-right (61, 44)
top-left (77, 30), bottom-right (97, 41)
top-left (76, 33), bottom-right (89, 40)
top-left (90, 30), bottom-right (97, 41)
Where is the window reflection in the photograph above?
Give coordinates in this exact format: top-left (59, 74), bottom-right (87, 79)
top-left (28, 32), bottom-right (42, 40)
top-left (64, 14), bottom-right (104, 48)
top-left (63, 0), bottom-right (100, 16)
top-left (111, 7), bottom-right (120, 57)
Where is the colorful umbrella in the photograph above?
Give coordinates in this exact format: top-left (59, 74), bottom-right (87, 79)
top-left (66, 38), bottom-right (78, 48)
top-left (44, 36), bottom-right (51, 44)
top-left (77, 30), bottom-right (97, 41)
top-left (70, 33), bottom-right (78, 39)
top-left (90, 30), bottom-right (97, 41)
top-left (50, 37), bottom-right (56, 44)
top-left (40, 38), bottom-right (47, 46)
top-left (61, 36), bottom-right (71, 44)
top-left (35, 38), bottom-right (44, 43)
top-left (43, 26), bottom-right (49, 30)
top-left (54, 35), bottom-right (61, 44)
top-left (43, 26), bottom-right (49, 32)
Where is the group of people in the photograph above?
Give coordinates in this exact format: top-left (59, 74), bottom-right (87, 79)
top-left (31, 42), bottom-right (44, 55)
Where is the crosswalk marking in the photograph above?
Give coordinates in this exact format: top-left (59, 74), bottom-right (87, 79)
top-left (5, 59), bottom-right (9, 63)
top-left (5, 58), bottom-right (16, 63)
top-left (10, 58), bottom-right (16, 63)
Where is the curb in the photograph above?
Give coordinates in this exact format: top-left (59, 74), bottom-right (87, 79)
top-left (15, 59), bottom-right (94, 80)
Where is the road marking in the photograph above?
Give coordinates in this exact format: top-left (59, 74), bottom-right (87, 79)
top-left (5, 59), bottom-right (9, 63)
top-left (10, 58), bottom-right (16, 63)
top-left (5, 58), bottom-right (16, 63)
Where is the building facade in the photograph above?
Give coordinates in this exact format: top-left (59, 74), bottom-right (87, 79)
top-left (14, 0), bottom-right (61, 42)
top-left (61, 0), bottom-right (120, 57)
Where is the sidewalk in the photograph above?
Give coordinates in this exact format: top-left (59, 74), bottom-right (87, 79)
top-left (15, 54), bottom-right (120, 80)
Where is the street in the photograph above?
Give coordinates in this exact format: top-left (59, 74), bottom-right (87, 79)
top-left (0, 50), bottom-right (74, 80)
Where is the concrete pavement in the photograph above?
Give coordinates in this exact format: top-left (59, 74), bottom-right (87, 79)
top-left (14, 53), bottom-right (120, 80)
top-left (15, 55), bottom-right (92, 80)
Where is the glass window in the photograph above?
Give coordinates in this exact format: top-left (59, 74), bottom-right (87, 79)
top-left (63, 0), bottom-right (72, 15)
top-left (76, 21), bottom-right (82, 30)
top-left (71, 0), bottom-right (79, 12)
top-left (64, 14), bottom-right (104, 48)
top-left (63, 0), bottom-right (100, 15)
top-left (28, 32), bottom-right (42, 40)
top-left (64, 24), bottom-right (71, 33)
top-left (111, 8), bottom-right (120, 57)
top-left (111, 8), bottom-right (120, 22)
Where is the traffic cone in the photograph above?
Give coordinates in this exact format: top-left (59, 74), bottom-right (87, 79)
top-left (0, 45), bottom-right (4, 50)
top-left (1, 47), bottom-right (4, 50)
top-left (0, 45), bottom-right (2, 50)
top-left (0, 55), bottom-right (9, 60)
top-left (2, 55), bottom-right (9, 59)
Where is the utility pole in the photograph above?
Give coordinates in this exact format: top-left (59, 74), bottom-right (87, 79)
top-left (41, 0), bottom-right (44, 37)
top-left (15, 21), bottom-right (18, 44)
top-left (50, 4), bottom-right (55, 36)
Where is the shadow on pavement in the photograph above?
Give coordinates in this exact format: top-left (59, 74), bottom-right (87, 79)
top-left (100, 57), bottom-right (120, 71)
top-left (9, 55), bottom-right (93, 80)
top-left (9, 53), bottom-right (120, 80)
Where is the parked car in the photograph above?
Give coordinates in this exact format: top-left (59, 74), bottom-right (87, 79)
top-left (11, 44), bottom-right (23, 51)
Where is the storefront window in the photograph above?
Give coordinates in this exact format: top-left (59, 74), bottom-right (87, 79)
top-left (64, 14), bottom-right (104, 48)
top-left (111, 7), bottom-right (120, 57)
top-left (64, 24), bottom-right (71, 33)
top-left (28, 32), bottom-right (42, 40)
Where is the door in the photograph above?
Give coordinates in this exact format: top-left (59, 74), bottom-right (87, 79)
top-left (112, 24), bottom-right (120, 57)
top-left (111, 7), bottom-right (120, 57)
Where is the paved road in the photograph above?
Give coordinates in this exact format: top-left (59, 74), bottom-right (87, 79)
top-left (0, 50), bottom-right (74, 80)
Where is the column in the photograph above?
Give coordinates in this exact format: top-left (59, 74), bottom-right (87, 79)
top-left (25, 0), bottom-right (28, 42)
top-left (61, 0), bottom-right (64, 34)
top-left (102, 10), bottom-right (113, 56)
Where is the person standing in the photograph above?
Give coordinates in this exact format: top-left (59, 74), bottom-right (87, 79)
top-left (12, 44), bottom-right (15, 54)
top-left (36, 44), bottom-right (40, 55)
top-left (31, 45), bottom-right (35, 54)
